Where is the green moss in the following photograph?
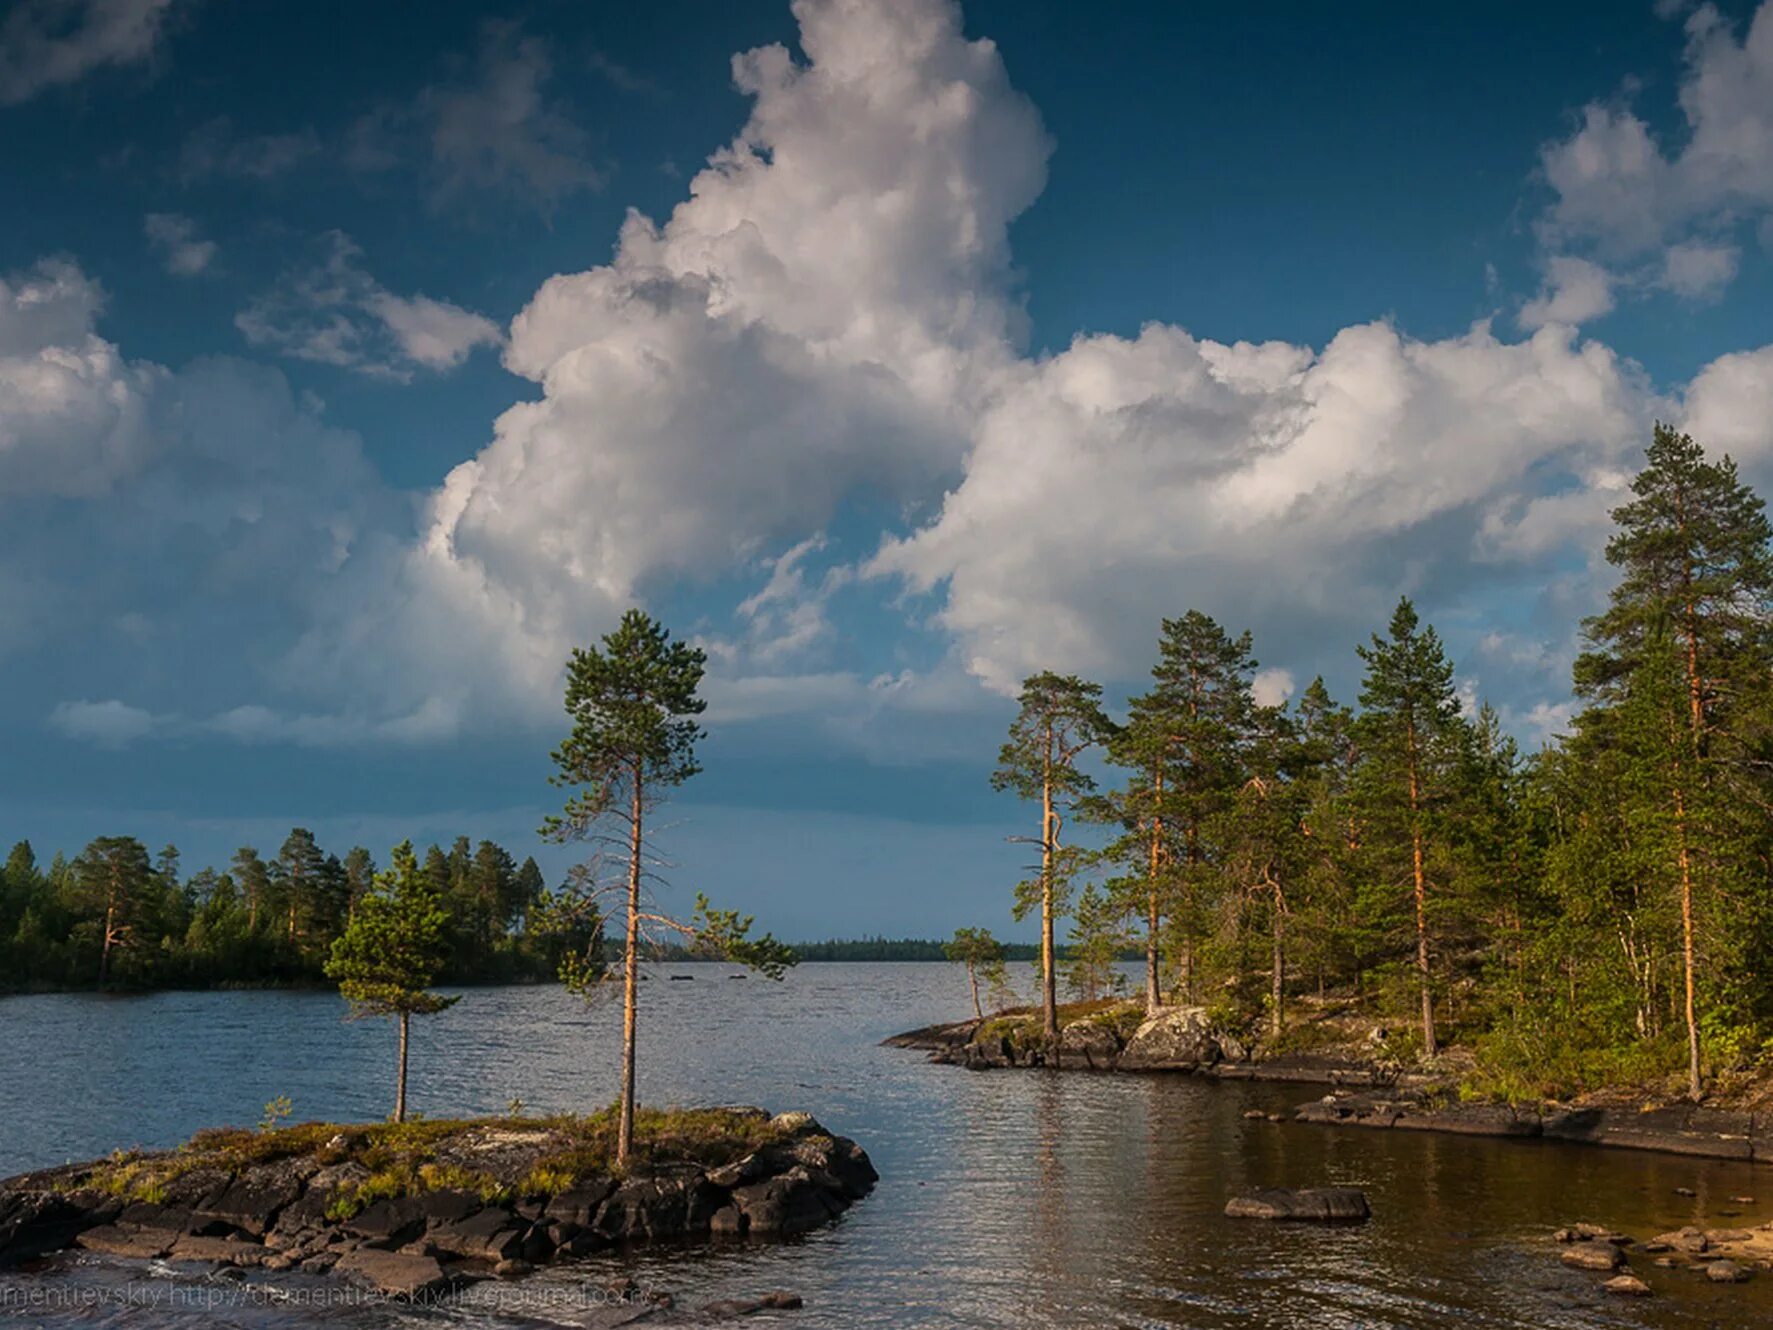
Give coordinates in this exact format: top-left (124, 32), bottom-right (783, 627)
top-left (71, 1107), bottom-right (787, 1209)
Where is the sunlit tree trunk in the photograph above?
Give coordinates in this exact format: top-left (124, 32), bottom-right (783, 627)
top-left (619, 762), bottom-right (643, 1165)
top-left (395, 1011), bottom-right (410, 1124)
top-left (1040, 727), bottom-right (1058, 1049)
top-left (1146, 767), bottom-right (1163, 1011)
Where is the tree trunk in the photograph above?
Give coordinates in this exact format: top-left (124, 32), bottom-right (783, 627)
top-left (1674, 778), bottom-right (1702, 1101)
top-left (99, 895), bottom-right (115, 987)
top-left (395, 1011), bottom-right (409, 1124)
top-left (1041, 760), bottom-right (1058, 1050)
top-left (968, 962), bottom-right (983, 1021)
top-left (1270, 883), bottom-right (1285, 1039)
top-left (1146, 767), bottom-right (1163, 1011)
top-left (1408, 748), bottom-right (1437, 1057)
top-left (619, 768), bottom-right (643, 1165)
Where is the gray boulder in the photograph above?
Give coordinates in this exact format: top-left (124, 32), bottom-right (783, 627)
top-left (1119, 1006), bottom-right (1243, 1070)
top-left (1224, 1187), bottom-right (1370, 1222)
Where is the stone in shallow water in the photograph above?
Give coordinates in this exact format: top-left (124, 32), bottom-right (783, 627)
top-left (1602, 1274), bottom-right (1651, 1296)
top-left (1561, 1241), bottom-right (1626, 1271)
top-left (1706, 1259), bottom-right (1751, 1283)
top-left (1223, 1187), bottom-right (1369, 1222)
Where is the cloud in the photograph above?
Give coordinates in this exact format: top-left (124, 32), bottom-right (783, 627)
top-left (142, 212), bottom-right (214, 276)
top-left (419, 25), bottom-right (603, 208)
top-left (177, 116), bottom-right (319, 181)
top-left (1659, 237), bottom-right (1739, 298)
top-left (320, 0), bottom-right (1050, 725)
top-left (0, 253), bottom-right (390, 745)
top-left (1534, 1), bottom-right (1773, 300)
top-left (1682, 344), bottom-right (1773, 457)
top-left (1518, 255), bottom-right (1615, 329)
top-left (18, 0), bottom-right (1773, 766)
top-left (48, 698), bottom-right (157, 746)
top-left (0, 0), bottom-right (175, 105)
top-left (869, 319), bottom-right (1657, 696)
top-left (236, 232), bottom-right (502, 379)
top-left (1251, 668), bottom-right (1295, 708)
top-left (0, 259), bottom-right (162, 500)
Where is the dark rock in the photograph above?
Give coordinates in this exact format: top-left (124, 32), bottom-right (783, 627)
top-left (881, 1019), bottom-right (981, 1049)
top-left (1224, 1187), bottom-right (1370, 1222)
top-left (169, 1233), bottom-right (263, 1265)
top-left (0, 1190), bottom-right (114, 1266)
top-left (709, 1205), bottom-right (745, 1236)
top-left (494, 1258), bottom-right (533, 1278)
top-left (415, 1189), bottom-right (482, 1226)
top-left (1393, 1103), bottom-right (1541, 1138)
top-left (334, 1247), bottom-right (459, 1300)
top-left (193, 1158), bottom-right (316, 1236)
top-left (427, 1207), bottom-right (527, 1261)
top-left (344, 1197), bottom-right (426, 1248)
top-left (75, 1223), bottom-right (177, 1259)
top-left (544, 1178), bottom-right (617, 1227)
top-left (761, 1291), bottom-right (803, 1309)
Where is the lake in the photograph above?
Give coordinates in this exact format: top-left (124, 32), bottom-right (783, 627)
top-left (2, 963), bottom-right (1770, 1327)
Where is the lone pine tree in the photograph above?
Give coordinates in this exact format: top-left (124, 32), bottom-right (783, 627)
top-left (541, 609), bottom-right (793, 1165)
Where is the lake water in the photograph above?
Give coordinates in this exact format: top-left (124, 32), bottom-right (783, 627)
top-left (2, 963), bottom-right (1770, 1328)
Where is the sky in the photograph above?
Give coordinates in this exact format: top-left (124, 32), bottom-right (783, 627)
top-left (5, 0), bottom-right (1773, 939)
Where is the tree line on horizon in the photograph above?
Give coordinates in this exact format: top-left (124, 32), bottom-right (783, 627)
top-left (991, 425), bottom-right (1773, 1103)
top-left (0, 830), bottom-right (557, 992)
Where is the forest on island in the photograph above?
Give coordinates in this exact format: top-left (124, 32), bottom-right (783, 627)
top-left (997, 427), bottom-right (1773, 1103)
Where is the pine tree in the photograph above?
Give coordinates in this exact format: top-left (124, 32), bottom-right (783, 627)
top-left (1573, 426), bottom-right (1773, 1098)
top-left (1066, 882), bottom-right (1129, 1001)
top-left (542, 609), bottom-right (793, 1165)
top-left (1353, 598), bottom-right (1465, 1057)
top-left (992, 671), bottom-right (1113, 1046)
top-left (945, 926), bottom-right (1007, 1020)
top-left (325, 841), bottom-right (458, 1123)
top-left (69, 837), bottom-right (153, 987)
top-left (1148, 612), bottom-right (1257, 1001)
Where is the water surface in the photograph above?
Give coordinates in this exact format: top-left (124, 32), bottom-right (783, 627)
top-left (2, 964), bottom-right (1768, 1327)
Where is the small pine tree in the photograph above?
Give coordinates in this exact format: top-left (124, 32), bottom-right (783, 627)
top-left (325, 841), bottom-right (459, 1123)
top-left (945, 926), bottom-right (1007, 1019)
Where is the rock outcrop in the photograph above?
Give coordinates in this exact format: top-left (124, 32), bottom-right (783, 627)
top-left (0, 1110), bottom-right (876, 1299)
top-left (1224, 1187), bottom-right (1370, 1222)
top-left (903, 1003), bottom-right (1245, 1074)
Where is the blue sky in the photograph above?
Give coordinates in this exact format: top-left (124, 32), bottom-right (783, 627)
top-left (4, 0), bottom-right (1773, 938)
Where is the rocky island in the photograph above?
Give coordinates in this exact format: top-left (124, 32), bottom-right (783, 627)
top-left (0, 1107), bottom-right (876, 1302)
top-left (890, 999), bottom-right (1773, 1165)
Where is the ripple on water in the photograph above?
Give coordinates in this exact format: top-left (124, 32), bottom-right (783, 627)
top-left (2, 965), bottom-right (1770, 1328)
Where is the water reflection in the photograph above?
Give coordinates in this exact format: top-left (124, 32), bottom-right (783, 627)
top-left (2, 966), bottom-right (1769, 1328)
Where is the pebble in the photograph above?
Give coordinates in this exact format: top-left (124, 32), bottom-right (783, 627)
top-left (1602, 1274), bottom-right (1651, 1297)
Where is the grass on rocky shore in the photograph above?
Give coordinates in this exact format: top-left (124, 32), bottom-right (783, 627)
top-left (974, 997), bottom-right (1149, 1045)
top-left (77, 1106), bottom-right (793, 1218)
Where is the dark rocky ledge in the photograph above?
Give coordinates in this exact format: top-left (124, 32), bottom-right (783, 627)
top-left (890, 1004), bottom-right (1773, 1166)
top-left (1294, 1089), bottom-right (1773, 1164)
top-left (0, 1107), bottom-right (876, 1301)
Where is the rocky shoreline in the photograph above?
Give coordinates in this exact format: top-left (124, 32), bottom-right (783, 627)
top-left (887, 1005), bottom-right (1773, 1165)
top-left (0, 1108), bottom-right (876, 1305)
